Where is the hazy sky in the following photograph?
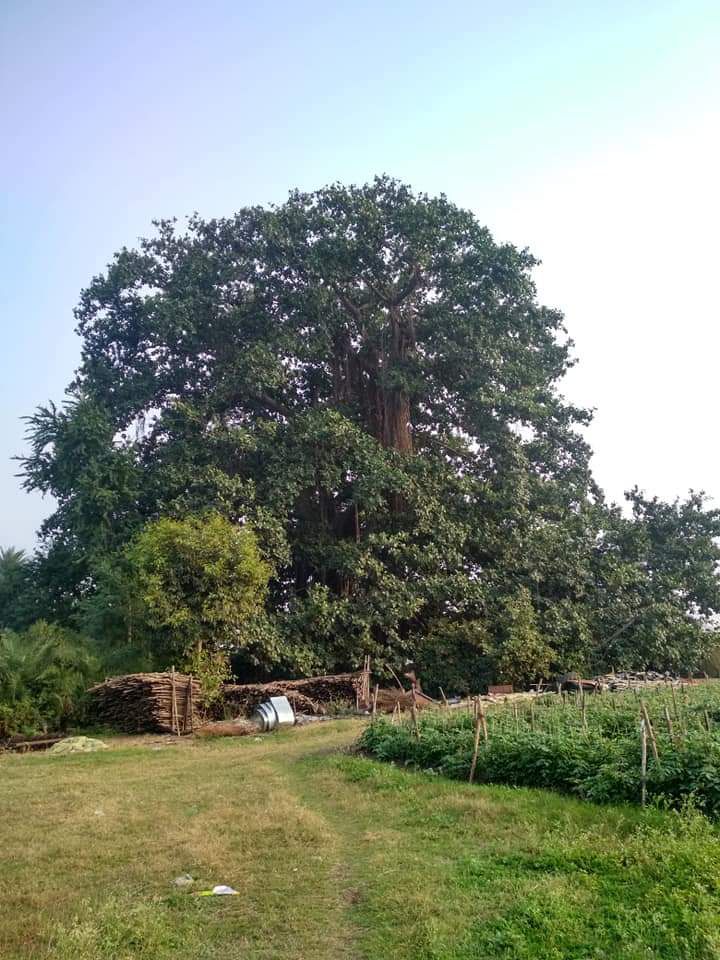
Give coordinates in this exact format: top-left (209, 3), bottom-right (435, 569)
top-left (1, 0), bottom-right (718, 551)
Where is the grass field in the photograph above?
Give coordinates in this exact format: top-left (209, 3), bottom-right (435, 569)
top-left (2, 719), bottom-right (720, 959)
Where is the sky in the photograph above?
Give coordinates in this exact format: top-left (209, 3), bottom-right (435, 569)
top-left (1, 0), bottom-right (719, 551)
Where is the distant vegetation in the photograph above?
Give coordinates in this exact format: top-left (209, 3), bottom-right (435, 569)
top-left (2, 177), bottom-right (719, 735)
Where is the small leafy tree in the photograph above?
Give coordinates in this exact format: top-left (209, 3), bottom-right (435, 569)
top-left (492, 588), bottom-right (553, 686)
top-left (124, 515), bottom-right (271, 684)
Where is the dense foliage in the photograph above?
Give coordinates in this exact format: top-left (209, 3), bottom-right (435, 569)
top-left (0, 548), bottom-right (41, 632)
top-left (361, 684), bottom-right (720, 815)
top-left (79, 514), bottom-right (272, 705)
top-left (11, 177), bottom-right (720, 685)
top-left (0, 621), bottom-right (97, 736)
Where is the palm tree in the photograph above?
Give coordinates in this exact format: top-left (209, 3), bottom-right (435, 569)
top-left (0, 546), bottom-right (27, 575)
top-left (0, 622), bottom-right (97, 731)
top-left (0, 546), bottom-right (37, 631)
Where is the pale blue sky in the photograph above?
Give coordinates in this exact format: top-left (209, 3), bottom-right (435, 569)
top-left (2, 0), bottom-right (719, 551)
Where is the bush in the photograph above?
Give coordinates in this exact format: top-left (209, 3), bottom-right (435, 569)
top-left (0, 621), bottom-right (98, 735)
top-left (0, 700), bottom-right (41, 738)
top-left (122, 514), bottom-right (272, 669)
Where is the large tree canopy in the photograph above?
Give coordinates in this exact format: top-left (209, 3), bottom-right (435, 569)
top-left (20, 178), bottom-right (720, 682)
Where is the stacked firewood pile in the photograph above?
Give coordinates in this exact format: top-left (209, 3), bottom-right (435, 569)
top-left (223, 672), bottom-right (365, 717)
top-left (594, 670), bottom-right (682, 691)
top-left (537, 671), bottom-right (687, 695)
top-left (87, 672), bottom-right (201, 734)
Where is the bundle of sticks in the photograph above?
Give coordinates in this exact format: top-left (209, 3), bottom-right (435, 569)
top-left (594, 670), bottom-right (684, 691)
top-left (87, 672), bottom-right (201, 734)
top-left (223, 671), bottom-right (367, 717)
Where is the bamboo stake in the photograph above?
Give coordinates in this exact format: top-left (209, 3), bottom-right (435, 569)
top-left (170, 667), bottom-right (179, 736)
top-left (640, 717), bottom-right (648, 807)
top-left (478, 699), bottom-right (488, 743)
top-left (468, 715), bottom-right (483, 784)
top-left (439, 686), bottom-right (449, 709)
top-left (664, 705), bottom-right (677, 745)
top-left (670, 684), bottom-right (680, 721)
top-left (704, 709), bottom-right (712, 733)
top-left (410, 687), bottom-right (420, 739)
top-left (371, 684), bottom-right (379, 718)
top-left (388, 666), bottom-right (405, 691)
top-left (530, 700), bottom-right (536, 732)
top-left (182, 676), bottom-right (191, 735)
top-left (188, 675), bottom-right (194, 733)
top-left (640, 701), bottom-right (659, 762)
top-left (513, 702), bottom-right (519, 734)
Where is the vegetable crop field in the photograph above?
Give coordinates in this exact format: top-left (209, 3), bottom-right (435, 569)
top-left (361, 682), bottom-right (720, 815)
top-left (3, 716), bottom-right (720, 959)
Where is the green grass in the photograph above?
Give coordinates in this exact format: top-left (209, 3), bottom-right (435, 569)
top-left (2, 720), bottom-right (720, 959)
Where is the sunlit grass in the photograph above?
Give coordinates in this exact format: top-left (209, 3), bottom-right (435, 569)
top-left (2, 719), bottom-right (720, 959)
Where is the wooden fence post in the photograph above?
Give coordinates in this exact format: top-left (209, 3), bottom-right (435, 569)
top-left (640, 717), bottom-right (648, 807)
top-left (670, 684), bottom-right (680, 721)
top-left (640, 701), bottom-right (659, 762)
top-left (468, 715), bottom-right (482, 784)
top-left (410, 687), bottom-right (420, 739)
top-left (478, 699), bottom-right (488, 743)
top-left (664, 705), bottom-right (677, 746)
top-left (170, 666), bottom-right (179, 736)
top-left (188, 675), bottom-right (194, 733)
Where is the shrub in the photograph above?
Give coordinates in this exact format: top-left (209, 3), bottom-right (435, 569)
top-left (0, 700), bottom-right (41, 738)
top-left (0, 621), bottom-right (98, 735)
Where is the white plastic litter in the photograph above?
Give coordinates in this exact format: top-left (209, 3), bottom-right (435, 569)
top-left (196, 884), bottom-right (240, 896)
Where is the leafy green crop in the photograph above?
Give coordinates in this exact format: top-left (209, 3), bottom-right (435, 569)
top-left (360, 683), bottom-right (720, 815)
